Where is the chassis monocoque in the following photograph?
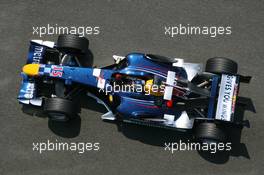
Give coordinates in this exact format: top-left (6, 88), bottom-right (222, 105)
top-left (18, 35), bottom-right (251, 144)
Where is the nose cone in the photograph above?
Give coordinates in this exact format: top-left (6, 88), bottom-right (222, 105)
top-left (22, 64), bottom-right (40, 76)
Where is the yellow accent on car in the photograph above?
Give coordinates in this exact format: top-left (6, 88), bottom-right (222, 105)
top-left (109, 94), bottom-right (113, 102)
top-left (145, 79), bottom-right (163, 96)
top-left (22, 64), bottom-right (40, 76)
top-left (145, 79), bottom-right (154, 92)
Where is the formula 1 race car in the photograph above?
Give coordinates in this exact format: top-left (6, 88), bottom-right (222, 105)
top-left (18, 35), bottom-right (251, 144)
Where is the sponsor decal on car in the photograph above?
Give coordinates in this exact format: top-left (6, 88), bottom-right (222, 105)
top-left (216, 74), bottom-right (238, 121)
top-left (27, 42), bottom-right (46, 64)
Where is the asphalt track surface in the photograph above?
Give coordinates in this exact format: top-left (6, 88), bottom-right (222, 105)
top-left (0, 1), bottom-right (263, 175)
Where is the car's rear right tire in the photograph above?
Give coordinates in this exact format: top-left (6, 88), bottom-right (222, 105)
top-left (205, 57), bottom-right (238, 75)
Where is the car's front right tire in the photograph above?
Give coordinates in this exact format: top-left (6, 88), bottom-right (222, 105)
top-left (56, 34), bottom-right (93, 67)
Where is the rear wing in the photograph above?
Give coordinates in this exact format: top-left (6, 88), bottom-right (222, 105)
top-left (215, 74), bottom-right (239, 121)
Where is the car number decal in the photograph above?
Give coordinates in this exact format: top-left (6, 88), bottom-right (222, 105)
top-left (50, 65), bottom-right (63, 77)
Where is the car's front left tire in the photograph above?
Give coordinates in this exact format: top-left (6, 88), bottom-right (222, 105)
top-left (44, 97), bottom-right (80, 122)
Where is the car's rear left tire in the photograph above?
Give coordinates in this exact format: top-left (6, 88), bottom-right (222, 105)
top-left (195, 122), bottom-right (226, 144)
top-left (44, 97), bottom-right (80, 122)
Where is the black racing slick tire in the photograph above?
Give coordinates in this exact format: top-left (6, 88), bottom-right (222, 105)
top-left (44, 97), bottom-right (80, 122)
top-left (57, 34), bottom-right (89, 53)
top-left (57, 34), bottom-right (93, 67)
top-left (195, 122), bottom-right (226, 144)
top-left (205, 57), bottom-right (238, 75)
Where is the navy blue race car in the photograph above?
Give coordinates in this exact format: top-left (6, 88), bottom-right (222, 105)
top-left (18, 35), bottom-right (251, 144)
